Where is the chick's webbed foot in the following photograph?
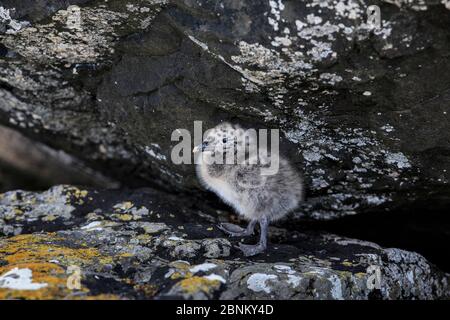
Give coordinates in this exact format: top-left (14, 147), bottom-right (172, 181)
top-left (217, 220), bottom-right (256, 237)
top-left (236, 217), bottom-right (269, 257)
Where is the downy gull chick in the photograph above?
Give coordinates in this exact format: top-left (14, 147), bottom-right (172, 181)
top-left (193, 123), bottom-right (304, 256)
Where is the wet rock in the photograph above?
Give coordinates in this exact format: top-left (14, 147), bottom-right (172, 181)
top-left (0, 185), bottom-right (449, 299)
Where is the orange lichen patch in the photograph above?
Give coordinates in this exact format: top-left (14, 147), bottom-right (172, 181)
top-left (0, 233), bottom-right (114, 299)
top-left (0, 262), bottom-right (77, 299)
top-left (0, 234), bottom-right (113, 266)
top-left (177, 276), bottom-right (221, 295)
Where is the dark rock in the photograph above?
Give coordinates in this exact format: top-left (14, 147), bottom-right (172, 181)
top-left (1, 0), bottom-right (449, 221)
top-left (0, 0), bottom-right (92, 22)
top-left (0, 124), bottom-right (117, 192)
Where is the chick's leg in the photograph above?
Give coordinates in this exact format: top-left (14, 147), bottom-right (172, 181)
top-left (218, 220), bottom-right (256, 237)
top-left (238, 217), bottom-right (268, 257)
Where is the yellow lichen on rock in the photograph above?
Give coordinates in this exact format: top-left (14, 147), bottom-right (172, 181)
top-left (0, 233), bottom-right (114, 299)
top-left (69, 187), bottom-right (88, 199)
top-left (116, 214), bottom-right (133, 221)
top-left (342, 260), bottom-right (354, 267)
top-left (13, 208), bottom-right (24, 215)
top-left (0, 234), bottom-right (112, 266)
top-left (66, 186), bottom-right (89, 205)
top-left (0, 262), bottom-right (72, 299)
top-left (167, 260), bottom-right (193, 280)
top-left (42, 214), bottom-right (58, 222)
top-left (177, 276), bottom-right (221, 295)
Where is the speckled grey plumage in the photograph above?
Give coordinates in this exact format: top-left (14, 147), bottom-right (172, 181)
top-left (194, 123), bottom-right (304, 256)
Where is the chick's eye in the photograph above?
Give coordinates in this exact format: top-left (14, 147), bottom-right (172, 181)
top-left (222, 138), bottom-right (227, 143)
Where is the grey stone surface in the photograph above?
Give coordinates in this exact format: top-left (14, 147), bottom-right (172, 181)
top-left (0, 185), bottom-right (448, 299)
top-left (1, 0), bottom-right (449, 220)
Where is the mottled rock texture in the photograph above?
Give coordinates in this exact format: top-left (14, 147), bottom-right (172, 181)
top-left (0, 186), bottom-right (448, 299)
top-left (0, 0), bottom-right (449, 299)
top-left (1, 0), bottom-right (449, 219)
